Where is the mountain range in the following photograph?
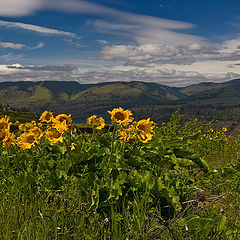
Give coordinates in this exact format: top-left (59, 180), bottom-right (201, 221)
top-left (0, 79), bottom-right (240, 122)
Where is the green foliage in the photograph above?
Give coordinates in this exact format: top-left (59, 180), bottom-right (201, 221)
top-left (0, 111), bottom-right (240, 239)
top-left (0, 108), bottom-right (38, 123)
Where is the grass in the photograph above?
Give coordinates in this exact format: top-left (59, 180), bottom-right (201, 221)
top-left (28, 86), bottom-right (53, 102)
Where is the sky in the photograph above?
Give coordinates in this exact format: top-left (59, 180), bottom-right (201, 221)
top-left (0, 0), bottom-right (240, 86)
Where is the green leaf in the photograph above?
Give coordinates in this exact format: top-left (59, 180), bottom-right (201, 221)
top-left (217, 215), bottom-right (227, 232)
top-left (142, 171), bottom-right (155, 190)
top-left (187, 216), bottom-right (213, 229)
top-left (178, 219), bottom-right (187, 227)
top-left (155, 180), bottom-right (182, 212)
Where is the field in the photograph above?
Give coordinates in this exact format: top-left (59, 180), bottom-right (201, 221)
top-left (0, 108), bottom-right (240, 239)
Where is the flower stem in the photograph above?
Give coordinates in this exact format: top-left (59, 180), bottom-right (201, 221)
top-left (72, 121), bottom-right (87, 142)
top-left (90, 127), bottom-right (96, 143)
top-left (108, 123), bottom-right (117, 165)
top-left (63, 138), bottom-right (77, 176)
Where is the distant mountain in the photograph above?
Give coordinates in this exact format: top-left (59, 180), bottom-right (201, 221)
top-left (0, 79), bottom-right (240, 122)
top-left (179, 79), bottom-right (240, 106)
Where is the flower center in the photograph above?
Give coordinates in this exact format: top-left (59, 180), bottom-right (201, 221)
top-left (27, 135), bottom-right (35, 144)
top-left (58, 117), bottom-right (66, 122)
top-left (114, 112), bottom-right (125, 121)
top-left (45, 113), bottom-right (52, 121)
top-left (138, 124), bottom-right (145, 131)
top-left (33, 129), bottom-right (40, 137)
top-left (53, 130), bottom-right (61, 138)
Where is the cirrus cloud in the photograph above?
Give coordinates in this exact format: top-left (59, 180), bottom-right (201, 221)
top-left (0, 20), bottom-right (76, 37)
top-left (0, 41), bottom-right (44, 50)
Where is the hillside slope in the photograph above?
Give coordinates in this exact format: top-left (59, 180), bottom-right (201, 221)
top-left (0, 79), bottom-right (239, 122)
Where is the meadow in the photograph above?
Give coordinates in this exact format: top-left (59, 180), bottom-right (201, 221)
top-left (0, 107), bottom-right (240, 239)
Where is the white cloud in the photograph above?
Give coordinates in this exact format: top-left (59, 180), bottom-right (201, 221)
top-left (0, 0), bottom-right (195, 43)
top-left (0, 0), bottom-right (42, 16)
top-left (99, 37), bottom-right (240, 66)
top-left (91, 17), bottom-right (200, 46)
top-left (97, 40), bottom-right (109, 45)
top-left (163, 60), bottom-right (240, 75)
top-left (100, 43), bottom-right (208, 64)
top-left (101, 44), bottom-right (178, 62)
top-left (0, 64), bottom-right (23, 72)
top-left (28, 42), bottom-right (44, 50)
top-left (0, 20), bottom-right (76, 37)
top-left (0, 0), bottom-right (192, 35)
top-left (0, 41), bottom-right (44, 50)
top-left (47, 0), bottom-right (193, 29)
top-left (0, 42), bottom-right (26, 49)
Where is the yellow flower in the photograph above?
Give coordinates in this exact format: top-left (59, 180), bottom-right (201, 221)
top-left (222, 127), bottom-right (227, 132)
top-left (29, 126), bottom-right (43, 139)
top-left (138, 132), bottom-right (153, 143)
top-left (87, 115), bottom-right (105, 130)
top-left (17, 132), bottom-right (38, 149)
top-left (18, 121), bottom-right (36, 132)
top-left (2, 132), bottom-right (16, 147)
top-left (0, 116), bottom-right (11, 139)
top-left (136, 118), bottom-right (155, 135)
top-left (162, 122), bottom-right (166, 126)
top-left (136, 118), bottom-right (155, 143)
top-left (127, 135), bottom-right (136, 144)
top-left (210, 128), bottom-right (214, 132)
top-left (0, 115), bottom-right (10, 131)
top-left (71, 143), bottom-right (78, 151)
top-left (18, 123), bottom-right (25, 131)
top-left (119, 130), bottom-right (136, 143)
top-left (31, 121), bottom-right (37, 126)
top-left (119, 130), bottom-right (128, 142)
top-left (126, 123), bottom-right (135, 132)
top-left (45, 128), bottom-right (63, 144)
top-left (55, 114), bottom-right (72, 124)
top-left (108, 107), bottom-right (133, 125)
top-left (119, 124), bottom-right (136, 143)
top-left (39, 111), bottom-right (53, 123)
top-left (52, 119), bottom-right (68, 133)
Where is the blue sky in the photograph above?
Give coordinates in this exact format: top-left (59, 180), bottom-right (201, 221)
top-left (0, 0), bottom-right (240, 86)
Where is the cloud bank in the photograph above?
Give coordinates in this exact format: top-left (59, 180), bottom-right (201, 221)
top-left (1, 63), bottom-right (239, 87)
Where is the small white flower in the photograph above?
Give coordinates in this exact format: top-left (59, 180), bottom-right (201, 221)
top-left (213, 169), bottom-right (217, 173)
